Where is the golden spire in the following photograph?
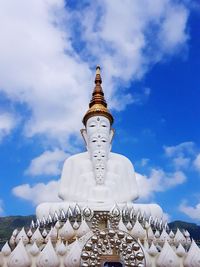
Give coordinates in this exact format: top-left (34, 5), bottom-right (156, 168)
top-left (82, 66), bottom-right (114, 126)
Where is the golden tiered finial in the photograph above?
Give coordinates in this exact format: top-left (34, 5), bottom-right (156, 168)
top-left (82, 66), bottom-right (114, 126)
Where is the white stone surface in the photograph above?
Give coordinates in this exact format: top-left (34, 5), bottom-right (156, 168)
top-left (0, 253), bottom-right (4, 267)
top-left (7, 239), bottom-right (31, 267)
top-left (1, 224), bottom-right (200, 267)
top-left (30, 228), bottom-right (44, 245)
top-left (36, 239), bottom-right (59, 267)
top-left (1, 243), bottom-right (11, 257)
top-left (174, 228), bottom-right (186, 246)
top-left (59, 219), bottom-right (75, 241)
top-left (148, 243), bottom-right (158, 257)
top-left (76, 220), bottom-right (90, 238)
top-left (130, 219), bottom-right (146, 240)
top-left (15, 227), bottom-right (29, 245)
top-left (64, 239), bottom-right (82, 267)
top-left (176, 243), bottom-right (186, 257)
top-left (184, 239), bottom-right (200, 267)
top-left (29, 242), bottom-right (40, 257)
top-left (158, 229), bottom-right (170, 246)
top-left (156, 240), bottom-right (179, 267)
top-left (56, 242), bottom-right (67, 256)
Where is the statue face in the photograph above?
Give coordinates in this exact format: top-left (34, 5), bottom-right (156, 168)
top-left (85, 116), bottom-right (112, 185)
top-left (86, 116), bottom-right (111, 157)
top-left (92, 149), bottom-right (106, 163)
top-left (88, 132), bottom-right (110, 153)
top-left (86, 116), bottom-right (110, 136)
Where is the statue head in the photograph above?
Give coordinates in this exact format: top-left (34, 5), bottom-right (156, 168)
top-left (81, 116), bottom-right (114, 155)
top-left (81, 66), bottom-right (114, 184)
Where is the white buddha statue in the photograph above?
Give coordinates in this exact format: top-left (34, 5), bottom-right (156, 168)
top-left (59, 66), bottom-right (138, 205)
top-left (59, 116), bottom-right (139, 204)
top-left (36, 66), bottom-right (162, 219)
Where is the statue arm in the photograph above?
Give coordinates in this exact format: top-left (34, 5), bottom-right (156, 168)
top-left (125, 158), bottom-right (139, 201)
top-left (58, 158), bottom-right (72, 201)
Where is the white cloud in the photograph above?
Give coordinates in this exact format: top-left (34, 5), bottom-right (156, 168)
top-left (0, 0), bottom-right (92, 146)
top-left (12, 180), bottom-right (60, 206)
top-left (0, 113), bottom-right (16, 142)
top-left (193, 154), bottom-right (200, 173)
top-left (164, 141), bottom-right (195, 157)
top-left (140, 158), bottom-right (150, 167)
top-left (163, 141), bottom-right (200, 175)
top-left (165, 170), bottom-right (186, 187)
top-left (158, 4), bottom-right (188, 52)
top-left (172, 155), bottom-right (190, 169)
top-left (136, 168), bottom-right (186, 200)
top-left (79, 0), bottom-right (189, 97)
top-left (164, 141), bottom-right (195, 170)
top-left (0, 0), bottom-right (189, 147)
top-left (179, 202), bottom-right (200, 221)
top-left (25, 149), bottom-right (69, 176)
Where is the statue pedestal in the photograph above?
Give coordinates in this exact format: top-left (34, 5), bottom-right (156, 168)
top-left (36, 200), bottom-right (163, 220)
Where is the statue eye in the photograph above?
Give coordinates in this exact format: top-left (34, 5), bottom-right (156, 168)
top-left (92, 139), bottom-right (97, 142)
top-left (102, 124), bottom-right (107, 127)
top-left (102, 139), bottom-right (106, 143)
top-left (90, 124), bottom-right (95, 127)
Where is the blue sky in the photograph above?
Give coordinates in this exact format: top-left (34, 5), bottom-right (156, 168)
top-left (0, 0), bottom-right (200, 224)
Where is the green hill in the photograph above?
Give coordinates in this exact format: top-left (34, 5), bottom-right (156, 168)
top-left (0, 215), bottom-right (35, 249)
top-left (168, 220), bottom-right (200, 241)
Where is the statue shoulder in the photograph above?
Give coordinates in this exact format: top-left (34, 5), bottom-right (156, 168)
top-left (110, 152), bottom-right (134, 168)
top-left (63, 152), bottom-right (89, 164)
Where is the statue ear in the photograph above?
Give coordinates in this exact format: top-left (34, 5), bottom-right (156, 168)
top-left (109, 128), bottom-right (115, 143)
top-left (80, 129), bottom-right (88, 147)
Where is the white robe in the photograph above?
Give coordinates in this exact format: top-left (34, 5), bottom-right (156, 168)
top-left (58, 151), bottom-right (139, 203)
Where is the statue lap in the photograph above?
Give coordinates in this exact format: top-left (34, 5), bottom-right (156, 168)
top-left (36, 152), bottom-right (163, 219)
